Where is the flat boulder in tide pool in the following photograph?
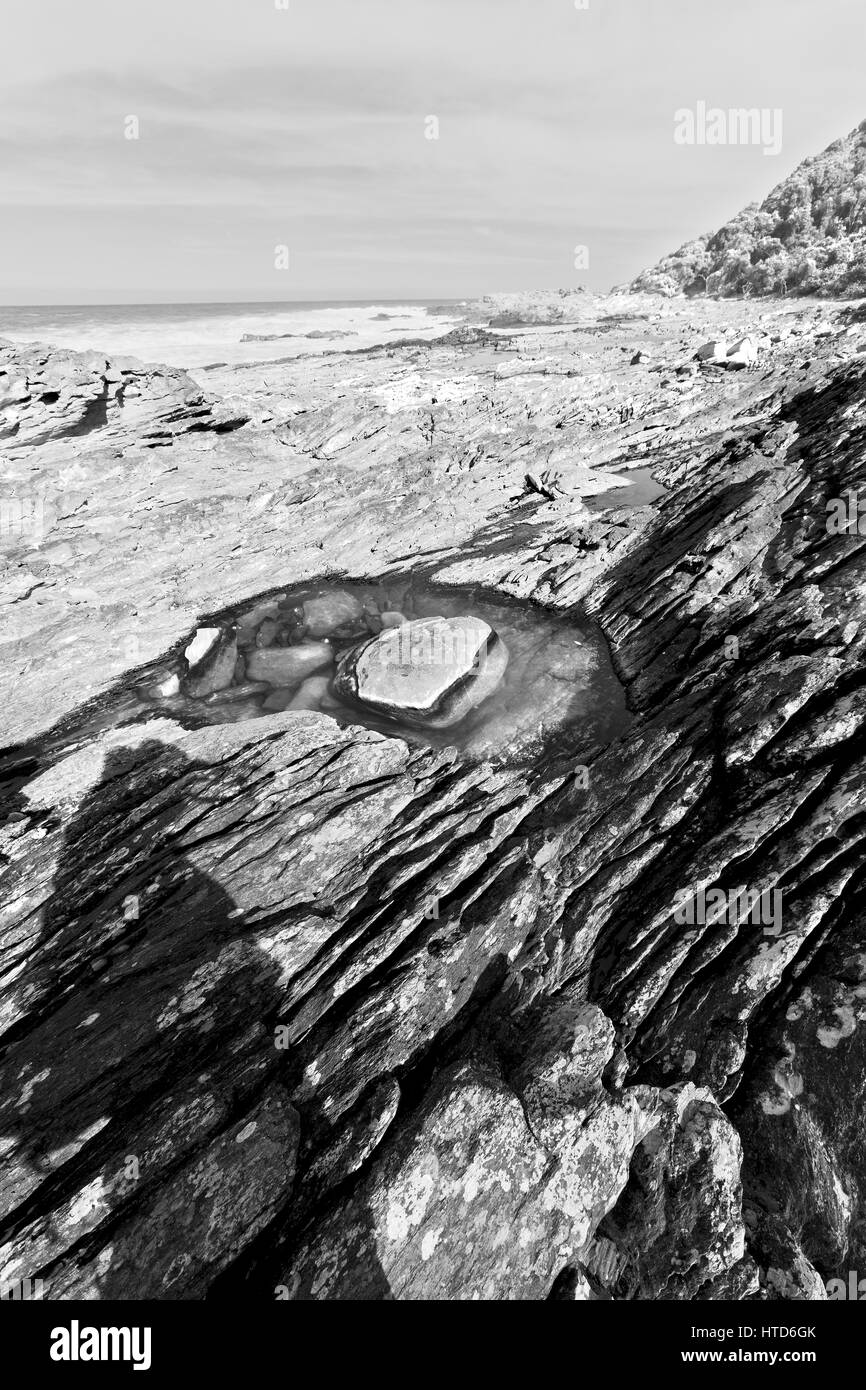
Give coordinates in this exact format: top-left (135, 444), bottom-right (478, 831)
top-left (334, 615), bottom-right (508, 729)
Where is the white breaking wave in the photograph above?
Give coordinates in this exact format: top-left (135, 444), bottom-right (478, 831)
top-left (0, 301), bottom-right (465, 372)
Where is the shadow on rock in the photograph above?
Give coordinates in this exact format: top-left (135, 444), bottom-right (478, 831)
top-left (0, 739), bottom-right (295, 1298)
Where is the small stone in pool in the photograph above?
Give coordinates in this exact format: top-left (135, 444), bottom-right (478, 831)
top-left (185, 629), bottom-right (238, 698)
top-left (206, 681), bottom-right (270, 704)
top-left (285, 674), bottom-right (334, 712)
top-left (246, 642), bottom-right (333, 685)
top-left (261, 688), bottom-right (297, 713)
top-left (185, 627), bottom-right (220, 667)
top-left (302, 591), bottom-right (365, 637)
top-left (152, 674), bottom-right (181, 698)
top-left (236, 600), bottom-right (284, 647)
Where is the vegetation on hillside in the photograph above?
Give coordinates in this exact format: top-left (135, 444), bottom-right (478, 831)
top-left (630, 120), bottom-right (866, 298)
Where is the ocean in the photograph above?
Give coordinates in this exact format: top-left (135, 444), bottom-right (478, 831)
top-left (0, 299), bottom-right (467, 372)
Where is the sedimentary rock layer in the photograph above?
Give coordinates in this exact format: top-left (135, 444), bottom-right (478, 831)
top-left (1, 297), bottom-right (865, 1298)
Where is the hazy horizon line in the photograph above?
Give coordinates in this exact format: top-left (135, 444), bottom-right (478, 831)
top-left (0, 290), bottom-right (594, 311)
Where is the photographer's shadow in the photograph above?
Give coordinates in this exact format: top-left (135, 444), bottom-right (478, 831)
top-left (0, 738), bottom-right (286, 1295)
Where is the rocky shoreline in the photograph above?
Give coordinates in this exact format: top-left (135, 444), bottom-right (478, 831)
top-left (2, 293), bottom-right (866, 1299)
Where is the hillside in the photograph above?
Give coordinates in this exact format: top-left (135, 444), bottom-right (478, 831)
top-left (630, 119), bottom-right (866, 298)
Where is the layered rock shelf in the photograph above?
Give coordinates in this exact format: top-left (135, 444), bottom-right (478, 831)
top-left (2, 295), bottom-right (866, 1300)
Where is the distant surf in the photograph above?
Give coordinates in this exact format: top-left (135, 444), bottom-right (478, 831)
top-left (0, 299), bottom-right (467, 371)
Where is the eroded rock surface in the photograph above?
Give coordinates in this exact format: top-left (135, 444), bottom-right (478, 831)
top-left (2, 295), bottom-right (866, 1299)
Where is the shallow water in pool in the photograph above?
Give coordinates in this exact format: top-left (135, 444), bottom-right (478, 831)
top-left (585, 466), bottom-right (668, 511)
top-left (132, 579), bottom-right (631, 763)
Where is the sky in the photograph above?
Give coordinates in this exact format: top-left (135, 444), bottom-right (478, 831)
top-left (0, 0), bottom-right (863, 304)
